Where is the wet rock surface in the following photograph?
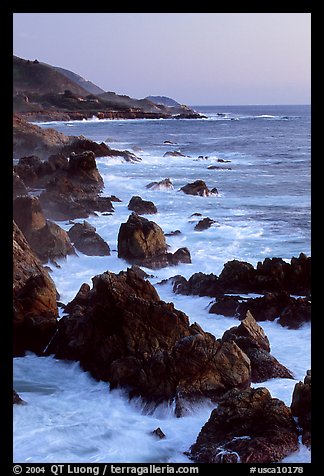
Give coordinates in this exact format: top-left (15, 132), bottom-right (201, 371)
top-left (189, 387), bottom-right (299, 463)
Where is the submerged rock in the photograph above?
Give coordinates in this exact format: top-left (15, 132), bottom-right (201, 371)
top-left (189, 387), bottom-right (299, 463)
top-left (47, 268), bottom-right (251, 410)
top-left (194, 217), bottom-right (216, 231)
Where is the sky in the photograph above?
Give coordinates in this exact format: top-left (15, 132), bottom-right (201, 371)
top-left (13, 13), bottom-right (311, 105)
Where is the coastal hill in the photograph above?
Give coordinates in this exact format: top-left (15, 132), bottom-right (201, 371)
top-left (13, 55), bottom-right (201, 121)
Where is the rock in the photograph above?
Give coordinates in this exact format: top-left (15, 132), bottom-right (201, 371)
top-left (189, 387), bottom-right (299, 463)
top-left (14, 155), bottom-right (53, 188)
top-left (163, 150), bottom-right (186, 157)
top-left (151, 427), bottom-right (166, 439)
top-left (13, 221), bottom-right (58, 356)
top-left (128, 196), bottom-right (157, 214)
top-left (13, 171), bottom-right (28, 198)
top-left (291, 370), bottom-right (311, 447)
top-left (48, 269), bottom-right (251, 409)
top-left (167, 247), bottom-right (191, 265)
top-left (68, 221), bottom-right (110, 256)
top-left (39, 175), bottom-right (114, 221)
top-left (180, 180), bottom-right (216, 197)
top-left (209, 295), bottom-right (241, 316)
top-left (164, 230), bottom-right (181, 237)
top-left (13, 196), bottom-right (47, 240)
top-left (28, 220), bottom-right (76, 263)
top-left (174, 255), bottom-right (311, 298)
top-left (13, 196), bottom-right (75, 262)
top-left (118, 213), bottom-right (167, 264)
top-left (118, 213), bottom-right (191, 269)
top-left (237, 292), bottom-right (311, 329)
top-left (207, 165), bottom-right (232, 170)
top-left (67, 151), bottom-right (104, 192)
top-left (13, 390), bottom-right (26, 405)
top-left (172, 272), bottom-right (222, 297)
top-left (194, 217), bottom-right (216, 231)
top-left (146, 178), bottom-right (174, 190)
top-left (221, 311), bottom-right (293, 382)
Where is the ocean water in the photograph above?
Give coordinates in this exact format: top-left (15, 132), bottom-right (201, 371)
top-left (14, 105), bottom-right (311, 463)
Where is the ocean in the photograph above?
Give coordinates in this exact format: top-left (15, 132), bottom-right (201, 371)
top-left (13, 104), bottom-right (311, 463)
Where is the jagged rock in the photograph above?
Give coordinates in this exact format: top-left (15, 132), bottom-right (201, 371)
top-left (67, 151), bottom-right (104, 192)
top-left (222, 311), bottom-right (293, 382)
top-left (47, 269), bottom-right (251, 410)
top-left (189, 387), bottom-right (299, 463)
top-left (128, 196), bottom-right (157, 214)
top-left (180, 180), bottom-right (217, 197)
top-left (151, 428), bottom-right (166, 439)
top-left (291, 370), bottom-right (311, 447)
top-left (172, 255), bottom-right (311, 297)
top-left (237, 292), bottom-right (311, 329)
top-left (146, 178), bottom-right (174, 190)
top-left (13, 221), bottom-right (58, 356)
top-left (13, 390), bottom-right (26, 405)
top-left (68, 221), bottom-right (110, 256)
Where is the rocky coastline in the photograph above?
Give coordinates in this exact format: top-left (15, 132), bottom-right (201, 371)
top-left (12, 110), bottom-right (311, 463)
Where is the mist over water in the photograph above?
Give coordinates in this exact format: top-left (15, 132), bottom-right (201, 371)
top-left (14, 105), bottom-right (311, 463)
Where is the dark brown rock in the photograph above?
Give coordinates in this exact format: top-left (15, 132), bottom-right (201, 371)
top-left (118, 213), bottom-right (167, 264)
top-left (67, 151), bottom-right (104, 192)
top-left (13, 390), bottom-right (26, 405)
top-left (128, 196), bottom-right (157, 214)
top-left (48, 269), bottom-right (251, 409)
top-left (194, 217), bottom-right (216, 231)
top-left (118, 213), bottom-right (191, 269)
top-left (209, 295), bottom-right (241, 316)
top-left (68, 221), bottom-right (110, 256)
top-left (180, 180), bottom-right (216, 197)
top-left (189, 387), bottom-right (299, 463)
top-left (291, 370), bottom-right (311, 447)
top-left (221, 311), bottom-right (293, 382)
top-left (13, 221), bottom-right (58, 356)
top-left (151, 427), bottom-right (166, 439)
top-left (13, 196), bottom-right (75, 262)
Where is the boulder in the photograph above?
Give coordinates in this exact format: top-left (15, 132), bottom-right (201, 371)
top-left (118, 213), bottom-right (190, 269)
top-left (291, 370), bottom-right (311, 447)
top-left (194, 217), bottom-right (216, 231)
top-left (67, 151), bottom-right (104, 192)
top-left (189, 387), bottom-right (299, 463)
top-left (146, 178), bottom-right (174, 190)
top-left (128, 196), bottom-right (157, 214)
top-left (47, 269), bottom-right (251, 410)
top-left (68, 221), bottom-right (110, 256)
top-left (13, 196), bottom-right (75, 263)
top-left (13, 221), bottom-right (58, 356)
top-left (221, 311), bottom-right (293, 382)
top-left (180, 180), bottom-right (217, 197)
